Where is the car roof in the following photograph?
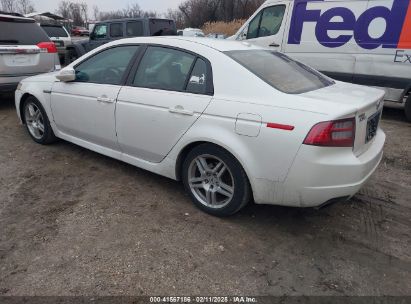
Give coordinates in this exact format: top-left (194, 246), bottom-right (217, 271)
top-left (0, 13), bottom-right (35, 22)
top-left (115, 36), bottom-right (264, 52)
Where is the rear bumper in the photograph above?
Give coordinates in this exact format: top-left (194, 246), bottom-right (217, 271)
top-left (252, 129), bottom-right (386, 207)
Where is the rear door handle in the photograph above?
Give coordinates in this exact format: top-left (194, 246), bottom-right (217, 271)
top-left (97, 96), bottom-right (114, 103)
top-left (168, 106), bottom-right (194, 116)
top-left (269, 42), bottom-right (280, 47)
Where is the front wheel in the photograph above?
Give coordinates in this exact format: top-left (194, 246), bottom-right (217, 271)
top-left (182, 144), bottom-right (251, 217)
top-left (405, 95), bottom-right (411, 122)
top-left (23, 97), bottom-right (57, 145)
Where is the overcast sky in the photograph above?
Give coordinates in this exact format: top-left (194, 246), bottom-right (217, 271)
top-left (33, 0), bottom-right (183, 15)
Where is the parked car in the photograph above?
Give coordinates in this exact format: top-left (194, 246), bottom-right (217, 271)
top-left (15, 37), bottom-right (385, 216)
top-left (0, 13), bottom-right (60, 94)
top-left (178, 28), bottom-right (205, 37)
top-left (40, 24), bottom-right (72, 65)
top-left (231, 0), bottom-right (411, 121)
top-left (71, 26), bottom-right (89, 36)
top-left (207, 33), bottom-right (227, 39)
top-left (67, 18), bottom-right (177, 63)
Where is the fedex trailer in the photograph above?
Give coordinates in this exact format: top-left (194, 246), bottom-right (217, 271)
top-left (232, 0), bottom-right (411, 120)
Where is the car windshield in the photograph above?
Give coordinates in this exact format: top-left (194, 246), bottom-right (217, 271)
top-left (41, 25), bottom-right (68, 37)
top-left (225, 50), bottom-right (334, 94)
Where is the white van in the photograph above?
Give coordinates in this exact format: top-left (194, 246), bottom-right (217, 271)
top-left (232, 0), bottom-right (411, 121)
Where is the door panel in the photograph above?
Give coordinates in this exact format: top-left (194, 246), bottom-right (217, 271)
top-left (116, 46), bottom-right (213, 163)
top-left (116, 87), bottom-right (211, 162)
top-left (353, 0), bottom-right (411, 89)
top-left (51, 82), bottom-right (120, 150)
top-left (51, 45), bottom-right (140, 150)
top-left (246, 3), bottom-right (289, 51)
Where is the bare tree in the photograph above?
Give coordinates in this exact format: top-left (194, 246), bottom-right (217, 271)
top-left (165, 8), bottom-right (185, 29)
top-left (17, 0), bottom-right (34, 14)
top-left (98, 2), bottom-right (157, 21)
top-left (1, 0), bottom-right (16, 12)
top-left (125, 3), bottom-right (142, 18)
top-left (79, 1), bottom-right (88, 24)
top-left (56, 0), bottom-right (71, 19)
top-left (69, 2), bottom-right (83, 26)
top-left (56, 0), bottom-right (87, 26)
top-left (92, 4), bottom-right (99, 21)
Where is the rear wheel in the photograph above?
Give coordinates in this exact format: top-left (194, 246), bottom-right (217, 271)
top-left (405, 95), bottom-right (411, 122)
top-left (23, 97), bottom-right (57, 145)
top-left (182, 144), bottom-right (251, 217)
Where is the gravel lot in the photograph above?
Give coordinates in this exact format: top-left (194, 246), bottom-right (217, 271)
top-left (0, 95), bottom-right (410, 296)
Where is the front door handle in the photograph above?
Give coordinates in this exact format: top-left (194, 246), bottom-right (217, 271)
top-left (97, 96), bottom-right (114, 103)
top-left (168, 106), bottom-right (194, 116)
top-left (269, 42), bottom-right (280, 47)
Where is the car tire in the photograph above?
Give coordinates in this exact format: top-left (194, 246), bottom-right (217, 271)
top-left (405, 95), bottom-right (411, 122)
top-left (182, 143), bottom-right (251, 217)
top-left (23, 96), bottom-right (57, 145)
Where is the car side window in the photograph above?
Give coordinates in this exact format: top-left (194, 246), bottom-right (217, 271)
top-left (126, 21), bottom-right (144, 36)
top-left (133, 47), bottom-right (195, 92)
top-left (110, 23), bottom-right (123, 38)
top-left (93, 24), bottom-right (107, 39)
top-left (75, 46), bottom-right (139, 85)
top-left (247, 5), bottom-right (285, 39)
top-left (258, 5), bottom-right (286, 37)
top-left (186, 58), bottom-right (208, 95)
top-left (247, 11), bottom-right (262, 39)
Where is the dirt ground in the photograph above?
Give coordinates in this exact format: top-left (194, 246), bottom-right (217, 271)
top-left (0, 95), bottom-right (410, 296)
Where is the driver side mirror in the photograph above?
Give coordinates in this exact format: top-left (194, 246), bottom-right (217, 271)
top-left (90, 32), bottom-right (95, 40)
top-left (56, 68), bottom-right (76, 82)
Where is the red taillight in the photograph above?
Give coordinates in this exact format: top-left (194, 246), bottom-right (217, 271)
top-left (37, 42), bottom-right (57, 53)
top-left (303, 118), bottom-right (356, 147)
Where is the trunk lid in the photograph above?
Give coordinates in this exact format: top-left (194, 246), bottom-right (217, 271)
top-left (301, 81), bottom-right (385, 156)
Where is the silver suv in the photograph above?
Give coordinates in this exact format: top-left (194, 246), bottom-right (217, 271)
top-left (0, 13), bottom-right (60, 94)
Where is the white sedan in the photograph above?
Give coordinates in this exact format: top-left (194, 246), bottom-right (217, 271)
top-left (15, 37), bottom-right (386, 216)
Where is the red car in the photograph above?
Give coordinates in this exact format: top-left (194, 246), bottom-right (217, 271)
top-left (71, 26), bottom-right (89, 36)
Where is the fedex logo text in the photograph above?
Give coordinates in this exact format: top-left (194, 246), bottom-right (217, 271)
top-left (394, 50), bottom-right (411, 63)
top-left (288, 0), bottom-right (411, 50)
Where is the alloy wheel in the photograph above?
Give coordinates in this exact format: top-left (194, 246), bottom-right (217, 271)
top-left (24, 101), bottom-right (45, 140)
top-left (188, 154), bottom-right (235, 209)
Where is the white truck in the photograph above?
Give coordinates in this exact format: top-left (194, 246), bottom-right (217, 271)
top-left (231, 0), bottom-right (411, 121)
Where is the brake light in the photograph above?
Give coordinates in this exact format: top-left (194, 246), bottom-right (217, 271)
top-left (303, 118), bottom-right (356, 147)
top-left (37, 42), bottom-right (57, 53)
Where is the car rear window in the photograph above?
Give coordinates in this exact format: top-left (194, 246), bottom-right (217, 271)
top-left (225, 50), bottom-right (334, 94)
top-left (149, 19), bottom-right (176, 36)
top-left (41, 25), bottom-right (68, 38)
top-left (0, 20), bottom-right (50, 45)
